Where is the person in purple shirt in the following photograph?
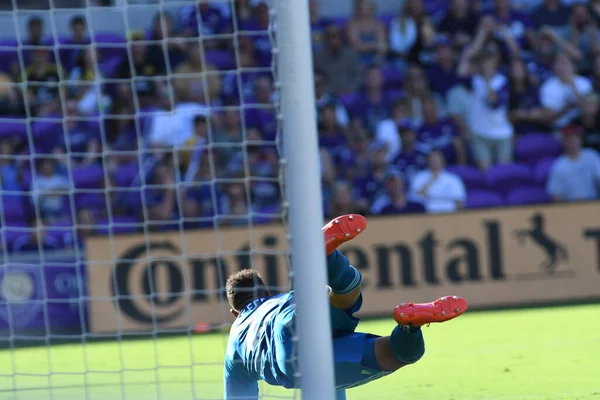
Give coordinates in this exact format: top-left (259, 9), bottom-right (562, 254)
top-left (487, 0), bottom-right (536, 49)
top-left (417, 95), bottom-right (467, 165)
top-left (393, 120), bottom-right (428, 183)
top-left (337, 130), bottom-right (371, 180)
top-left (221, 36), bottom-right (267, 104)
top-left (318, 104), bottom-right (348, 158)
top-left (426, 35), bottom-right (463, 99)
top-left (371, 168), bottom-right (426, 215)
top-left (438, 0), bottom-right (480, 48)
top-left (244, 76), bottom-right (277, 141)
top-left (60, 15), bottom-right (91, 73)
top-left (310, 0), bottom-right (331, 53)
top-left (352, 140), bottom-right (390, 207)
top-left (236, 2), bottom-right (272, 68)
top-left (352, 66), bottom-right (395, 133)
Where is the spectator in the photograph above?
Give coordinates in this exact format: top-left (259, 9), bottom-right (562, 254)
top-left (546, 125), bottom-right (600, 201)
top-left (55, 101), bottom-right (102, 166)
top-left (573, 93), bottom-right (600, 152)
top-left (410, 150), bottom-right (466, 213)
top-left (182, 150), bottom-right (222, 222)
top-left (537, 26), bottom-right (583, 70)
top-left (438, 0), bottom-right (480, 48)
top-left (404, 64), bottom-right (446, 126)
top-left (180, 0), bottom-right (230, 38)
top-left (244, 76), bottom-right (277, 141)
top-left (12, 218), bottom-right (63, 254)
top-left (238, 2), bottom-right (272, 67)
top-left (327, 180), bottom-right (368, 218)
top-left (354, 66), bottom-right (393, 133)
top-left (31, 157), bottom-right (70, 222)
top-left (590, 0), bottom-right (600, 24)
top-left (115, 31), bottom-right (165, 108)
top-left (221, 36), bottom-right (262, 104)
top-left (214, 106), bottom-right (244, 164)
top-left (314, 69), bottom-right (350, 128)
top-left (68, 47), bottom-right (111, 115)
top-left (310, 0), bottom-right (330, 52)
top-left (247, 141), bottom-right (280, 211)
top-left (371, 169), bottom-right (425, 215)
top-left (338, 129), bottom-right (371, 180)
top-left (318, 103), bottom-right (347, 159)
top-left (173, 41), bottom-right (221, 104)
top-left (105, 101), bottom-right (137, 168)
top-left (60, 15), bottom-right (91, 72)
top-left (508, 58), bottom-right (551, 135)
top-left (531, 0), bottom-right (570, 30)
top-left (23, 49), bottom-right (61, 116)
top-left (417, 95), bottom-right (467, 165)
top-left (0, 139), bottom-right (21, 192)
top-left (145, 162), bottom-right (178, 223)
top-left (564, 4), bottom-right (600, 74)
top-left (487, 0), bottom-right (536, 49)
top-left (426, 35), bottom-right (461, 99)
top-left (393, 120), bottom-right (428, 183)
top-left (389, 0), bottom-right (435, 67)
top-left (0, 73), bottom-right (25, 116)
top-left (219, 181), bottom-right (252, 226)
top-left (314, 24), bottom-right (362, 94)
top-left (147, 99), bottom-right (210, 149)
top-left (458, 35), bottom-right (513, 170)
top-left (345, 0), bottom-right (387, 65)
top-left (181, 115), bottom-right (209, 183)
top-left (147, 11), bottom-right (187, 70)
top-left (376, 97), bottom-right (413, 162)
top-left (540, 53), bottom-right (592, 131)
top-left (352, 140), bottom-right (390, 208)
top-left (25, 16), bottom-right (51, 47)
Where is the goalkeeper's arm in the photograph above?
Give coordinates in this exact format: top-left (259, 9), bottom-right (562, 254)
top-left (224, 360), bottom-right (259, 400)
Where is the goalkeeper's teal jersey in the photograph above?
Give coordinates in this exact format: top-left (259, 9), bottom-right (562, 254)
top-left (224, 292), bottom-right (296, 398)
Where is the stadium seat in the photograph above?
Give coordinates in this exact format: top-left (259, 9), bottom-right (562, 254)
top-left (113, 162), bottom-right (139, 187)
top-left (0, 39), bottom-right (18, 73)
top-left (486, 163), bottom-right (534, 194)
top-left (72, 164), bottom-right (105, 189)
top-left (447, 165), bottom-right (487, 191)
top-left (1, 195), bottom-right (29, 224)
top-left (515, 133), bottom-right (562, 165)
top-left (0, 119), bottom-right (27, 140)
top-left (506, 186), bottom-right (551, 206)
top-left (206, 50), bottom-right (236, 71)
top-left (466, 190), bottom-right (505, 209)
top-left (534, 157), bottom-right (556, 185)
top-left (381, 64), bottom-right (403, 90)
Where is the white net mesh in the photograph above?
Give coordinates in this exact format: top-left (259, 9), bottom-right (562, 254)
top-left (0, 0), bottom-right (299, 399)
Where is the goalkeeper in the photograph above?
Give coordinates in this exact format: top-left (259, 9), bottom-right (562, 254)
top-left (224, 214), bottom-right (468, 399)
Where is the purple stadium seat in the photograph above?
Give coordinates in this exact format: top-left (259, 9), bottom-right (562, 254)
top-left (102, 55), bottom-right (122, 78)
top-left (95, 216), bottom-right (141, 235)
top-left (535, 157), bottom-right (556, 185)
top-left (2, 223), bottom-right (27, 249)
top-left (1, 195), bottom-right (28, 224)
top-left (331, 16), bottom-right (348, 28)
top-left (0, 119), bottom-right (27, 140)
top-left (72, 164), bottom-right (105, 189)
top-left (0, 39), bottom-right (18, 73)
top-left (94, 33), bottom-right (127, 62)
top-left (32, 119), bottom-right (64, 152)
top-left (379, 13), bottom-right (396, 27)
top-left (466, 190), bottom-right (505, 209)
top-left (75, 192), bottom-right (107, 210)
top-left (486, 163), bottom-right (534, 194)
top-left (94, 32), bottom-right (125, 44)
top-left (113, 162), bottom-right (139, 187)
top-left (205, 50), bottom-right (235, 70)
top-left (338, 92), bottom-right (360, 111)
top-left (506, 186), bottom-right (551, 205)
top-left (446, 165), bottom-right (487, 191)
top-left (515, 133), bottom-right (562, 165)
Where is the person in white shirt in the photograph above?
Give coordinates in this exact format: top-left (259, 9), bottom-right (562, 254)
top-left (410, 150), bottom-right (466, 213)
top-left (462, 47), bottom-right (514, 171)
top-left (147, 102), bottom-right (210, 148)
top-left (546, 125), bottom-right (600, 202)
top-left (540, 53), bottom-right (593, 131)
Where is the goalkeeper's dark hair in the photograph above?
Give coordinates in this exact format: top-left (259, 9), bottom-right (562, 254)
top-left (226, 269), bottom-right (271, 312)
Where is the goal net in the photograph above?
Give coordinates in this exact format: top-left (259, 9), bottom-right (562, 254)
top-left (0, 0), bottom-right (333, 399)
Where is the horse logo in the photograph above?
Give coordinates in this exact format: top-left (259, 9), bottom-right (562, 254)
top-left (514, 213), bottom-right (568, 273)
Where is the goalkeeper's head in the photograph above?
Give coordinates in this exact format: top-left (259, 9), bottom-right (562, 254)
top-left (226, 269), bottom-right (271, 316)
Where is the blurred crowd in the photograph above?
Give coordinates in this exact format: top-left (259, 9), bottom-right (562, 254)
top-left (1, 0), bottom-right (600, 253)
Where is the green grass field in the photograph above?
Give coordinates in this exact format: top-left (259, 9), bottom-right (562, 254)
top-left (1, 304), bottom-right (599, 400)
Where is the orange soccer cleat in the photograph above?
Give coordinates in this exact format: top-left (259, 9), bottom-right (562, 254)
top-left (323, 214), bottom-right (367, 255)
top-left (393, 296), bottom-right (469, 327)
